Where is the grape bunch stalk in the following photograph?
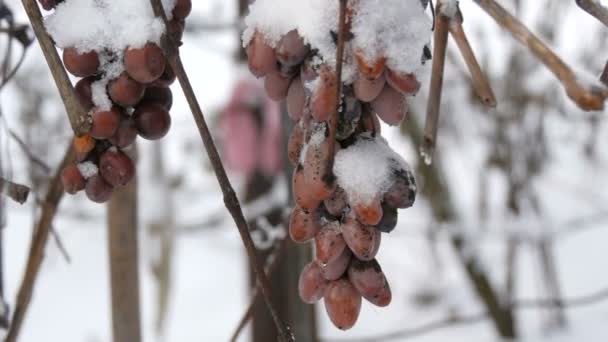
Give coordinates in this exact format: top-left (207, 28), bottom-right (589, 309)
top-left (37, 0), bottom-right (192, 203)
top-left (244, 0), bottom-right (430, 330)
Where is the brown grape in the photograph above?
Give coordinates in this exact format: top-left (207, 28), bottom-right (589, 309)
top-left (384, 168), bottom-right (416, 209)
top-left (39, 0), bottom-right (58, 11)
top-left (303, 123), bottom-right (336, 201)
top-left (311, 65), bottom-right (338, 122)
top-left (141, 86), bottom-right (173, 110)
top-left (63, 47), bottom-right (99, 77)
top-left (352, 196), bottom-right (383, 226)
top-left (289, 205), bottom-right (320, 243)
top-left (342, 215), bottom-right (380, 261)
top-left (108, 117), bottom-right (138, 148)
top-left (298, 261), bottom-right (328, 304)
top-left (287, 76), bottom-right (305, 121)
top-left (133, 103), bottom-right (171, 140)
top-left (99, 149), bottom-right (135, 187)
top-left (321, 248), bottom-right (352, 281)
top-left (371, 85), bottom-right (407, 126)
top-left (288, 121), bottom-right (304, 165)
top-left (292, 165), bottom-right (321, 211)
top-left (323, 186), bottom-right (347, 217)
top-left (151, 64), bottom-right (176, 88)
top-left (354, 50), bottom-right (385, 80)
top-left (109, 72), bottom-right (145, 107)
top-left (276, 30), bottom-right (309, 67)
top-left (324, 278), bottom-right (362, 330)
top-left (387, 69), bottom-right (420, 95)
top-left (74, 76), bottom-right (96, 110)
top-left (125, 43), bottom-right (166, 84)
top-left (315, 220), bottom-right (346, 264)
top-left (246, 31), bottom-right (277, 78)
top-left (376, 203), bottom-right (398, 233)
top-left (353, 73), bottom-right (386, 102)
top-left (348, 259), bottom-right (391, 307)
top-left (61, 164), bottom-right (86, 194)
top-left (90, 106), bottom-right (122, 139)
top-left (264, 71), bottom-right (291, 101)
top-left (73, 135), bottom-right (96, 159)
top-left (85, 175), bottom-right (113, 203)
top-left (172, 0), bottom-right (192, 20)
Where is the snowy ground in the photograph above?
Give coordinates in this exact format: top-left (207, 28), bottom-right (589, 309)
top-left (1, 0), bottom-right (608, 341)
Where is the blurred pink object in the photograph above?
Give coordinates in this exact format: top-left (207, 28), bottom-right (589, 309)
top-left (220, 78), bottom-right (283, 178)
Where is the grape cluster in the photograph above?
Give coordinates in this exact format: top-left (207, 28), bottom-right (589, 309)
top-left (40, 0), bottom-right (192, 203)
top-left (245, 8), bottom-right (420, 331)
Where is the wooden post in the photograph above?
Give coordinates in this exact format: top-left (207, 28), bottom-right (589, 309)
top-left (107, 171), bottom-right (141, 342)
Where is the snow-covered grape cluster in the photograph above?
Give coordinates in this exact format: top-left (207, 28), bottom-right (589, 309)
top-left (40, 0), bottom-right (191, 203)
top-left (243, 0), bottom-right (431, 330)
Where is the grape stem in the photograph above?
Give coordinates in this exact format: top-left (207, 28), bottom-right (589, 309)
top-left (5, 145), bottom-right (75, 342)
top-left (147, 1), bottom-right (293, 341)
top-left (473, 0), bottom-right (608, 111)
top-left (446, 7), bottom-right (496, 107)
top-left (19, 0), bottom-right (91, 136)
top-left (422, 3), bottom-right (449, 164)
top-left (575, 0), bottom-right (608, 27)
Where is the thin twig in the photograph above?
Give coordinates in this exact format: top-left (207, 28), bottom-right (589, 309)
top-left (49, 227), bottom-right (71, 264)
top-left (421, 7), bottom-right (449, 164)
top-left (323, 284), bottom-right (608, 342)
top-left (229, 238), bottom-right (288, 342)
top-left (473, 0), bottom-right (608, 111)
top-left (147, 1), bottom-right (292, 340)
top-left (8, 129), bottom-right (51, 174)
top-left (575, 0), bottom-right (608, 27)
top-left (19, 0), bottom-right (90, 135)
top-left (447, 8), bottom-right (496, 107)
top-left (0, 177), bottom-right (30, 204)
top-left (5, 144), bottom-right (74, 342)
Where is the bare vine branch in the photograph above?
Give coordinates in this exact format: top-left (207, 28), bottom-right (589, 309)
top-left (447, 8), bottom-right (496, 107)
top-left (575, 0), bottom-right (608, 27)
top-left (19, 0), bottom-right (90, 135)
top-left (5, 145), bottom-right (74, 342)
top-left (146, 1), bottom-right (293, 340)
top-left (473, 0), bottom-right (608, 111)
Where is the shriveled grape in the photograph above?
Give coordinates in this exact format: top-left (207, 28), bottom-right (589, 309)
top-left (311, 65), bottom-right (338, 122)
top-left (324, 278), bottom-right (362, 330)
top-left (109, 117), bottom-right (138, 148)
top-left (63, 47), bottom-right (99, 77)
top-left (276, 30), bottom-right (309, 67)
top-left (387, 69), bottom-right (420, 95)
top-left (371, 85), bottom-right (408, 126)
top-left (85, 175), bottom-right (113, 203)
top-left (109, 72), bottom-right (145, 107)
top-left (289, 205), bottom-right (320, 243)
top-left (342, 215), bottom-right (380, 261)
top-left (352, 196), bottom-right (383, 226)
top-left (246, 31), bottom-right (277, 78)
top-left (90, 106), bottom-right (122, 139)
top-left (384, 168), bottom-right (417, 209)
top-left (321, 248), bottom-right (352, 281)
top-left (353, 73), bottom-right (386, 103)
top-left (348, 258), bottom-right (391, 307)
top-left (287, 122), bottom-right (304, 165)
top-left (133, 103), bottom-right (171, 140)
top-left (125, 43), bottom-right (166, 84)
top-left (172, 0), bottom-right (192, 20)
top-left (99, 149), bottom-right (135, 187)
top-left (292, 165), bottom-right (321, 211)
top-left (74, 76), bottom-right (96, 110)
top-left (61, 164), bottom-right (86, 194)
top-left (287, 76), bottom-right (306, 121)
top-left (298, 261), bottom-right (328, 304)
top-left (264, 71), bottom-right (292, 101)
top-left (315, 220), bottom-right (346, 264)
top-left (376, 203), bottom-right (398, 233)
top-left (323, 186), bottom-right (348, 218)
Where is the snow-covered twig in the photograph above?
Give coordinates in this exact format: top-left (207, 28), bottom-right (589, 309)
top-left (473, 0), bottom-right (608, 111)
top-left (0, 177), bottom-right (30, 204)
top-left (19, 0), bottom-right (90, 135)
top-left (5, 145), bottom-right (74, 342)
top-left (576, 0), bottom-right (608, 27)
top-left (146, 1), bottom-right (293, 340)
top-left (447, 7), bottom-right (496, 107)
